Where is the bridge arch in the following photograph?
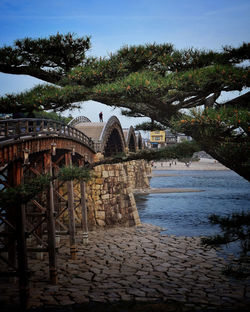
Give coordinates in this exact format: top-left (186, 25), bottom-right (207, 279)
top-left (75, 116), bottom-right (126, 157)
top-left (100, 117), bottom-right (126, 157)
top-left (136, 131), bottom-right (143, 150)
top-left (123, 126), bottom-right (137, 152)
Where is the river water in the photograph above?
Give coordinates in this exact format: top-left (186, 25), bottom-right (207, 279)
top-left (135, 170), bottom-right (250, 239)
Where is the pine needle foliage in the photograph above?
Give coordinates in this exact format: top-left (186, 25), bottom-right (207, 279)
top-left (57, 165), bottom-right (91, 182)
top-left (0, 174), bottom-right (51, 208)
top-left (0, 166), bottom-right (91, 209)
top-left (171, 106), bottom-right (250, 181)
top-left (0, 32), bottom-right (91, 84)
top-left (93, 141), bottom-right (200, 166)
top-left (201, 211), bottom-right (250, 278)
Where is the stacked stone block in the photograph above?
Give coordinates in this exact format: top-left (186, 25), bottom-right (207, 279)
top-left (123, 159), bottom-right (151, 190)
top-left (85, 161), bottom-right (142, 229)
top-left (61, 160), bottom-right (151, 229)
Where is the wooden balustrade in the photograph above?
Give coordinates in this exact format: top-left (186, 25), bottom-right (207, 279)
top-left (0, 118), bottom-right (95, 151)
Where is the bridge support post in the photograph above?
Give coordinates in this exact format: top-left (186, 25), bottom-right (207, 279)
top-left (44, 153), bottom-right (58, 285)
top-left (16, 202), bottom-right (29, 311)
top-left (6, 163), bottom-right (17, 278)
top-left (80, 181), bottom-right (88, 245)
top-left (12, 161), bottom-right (29, 310)
top-left (65, 152), bottom-right (77, 260)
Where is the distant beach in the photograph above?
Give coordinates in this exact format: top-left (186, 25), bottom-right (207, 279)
top-left (152, 158), bottom-right (229, 172)
top-left (134, 158), bottom-right (228, 195)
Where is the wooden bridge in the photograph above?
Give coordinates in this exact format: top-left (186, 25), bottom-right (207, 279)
top-left (0, 116), bottom-right (143, 309)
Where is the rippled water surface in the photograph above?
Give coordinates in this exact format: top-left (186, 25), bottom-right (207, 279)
top-left (135, 170), bottom-right (250, 237)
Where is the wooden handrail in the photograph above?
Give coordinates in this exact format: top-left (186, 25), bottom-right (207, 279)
top-left (67, 115), bottom-right (91, 126)
top-left (0, 118), bottom-right (95, 151)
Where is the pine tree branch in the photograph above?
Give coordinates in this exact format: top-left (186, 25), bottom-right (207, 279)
top-left (0, 64), bottom-right (62, 84)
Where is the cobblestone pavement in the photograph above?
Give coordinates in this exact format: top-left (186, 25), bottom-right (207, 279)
top-left (1, 224), bottom-right (250, 311)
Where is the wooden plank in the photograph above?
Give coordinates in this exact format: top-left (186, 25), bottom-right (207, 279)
top-left (30, 199), bottom-right (46, 212)
top-left (27, 217), bottom-right (47, 238)
top-left (0, 216), bottom-right (16, 231)
top-left (54, 154), bottom-right (65, 166)
top-left (13, 161), bottom-right (30, 310)
top-left (29, 166), bottom-right (42, 177)
top-left (44, 152), bottom-right (58, 285)
top-left (25, 219), bottom-right (46, 246)
top-left (67, 179), bottom-right (77, 259)
top-left (65, 152), bottom-right (77, 260)
top-left (16, 203), bottom-right (29, 310)
top-left (54, 190), bottom-right (67, 202)
top-left (6, 162), bottom-right (17, 277)
top-left (55, 218), bottom-right (68, 231)
top-left (80, 181), bottom-right (89, 245)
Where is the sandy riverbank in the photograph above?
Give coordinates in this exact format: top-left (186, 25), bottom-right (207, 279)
top-left (152, 158), bottom-right (229, 171)
top-left (134, 188), bottom-right (204, 194)
top-left (134, 159), bottom-right (228, 193)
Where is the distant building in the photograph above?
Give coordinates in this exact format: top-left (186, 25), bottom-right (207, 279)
top-left (165, 129), bottom-right (177, 145)
top-left (149, 129), bottom-right (192, 148)
top-left (176, 133), bottom-right (192, 143)
top-left (150, 130), bottom-right (166, 148)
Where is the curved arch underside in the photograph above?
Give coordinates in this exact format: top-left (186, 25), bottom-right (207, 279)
top-left (137, 132), bottom-right (143, 150)
top-left (128, 134), bottom-right (136, 152)
top-left (101, 117), bottom-right (126, 156)
top-left (126, 126), bottom-right (137, 152)
top-left (104, 128), bottom-right (124, 157)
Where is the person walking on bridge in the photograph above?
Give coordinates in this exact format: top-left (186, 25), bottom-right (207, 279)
top-left (99, 112), bottom-right (103, 122)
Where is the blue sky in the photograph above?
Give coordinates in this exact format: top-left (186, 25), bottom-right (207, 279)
top-left (0, 0), bottom-right (249, 127)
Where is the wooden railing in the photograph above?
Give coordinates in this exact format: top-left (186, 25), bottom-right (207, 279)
top-left (67, 116), bottom-right (91, 126)
top-left (0, 118), bottom-right (95, 151)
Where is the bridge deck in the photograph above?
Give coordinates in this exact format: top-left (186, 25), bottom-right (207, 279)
top-left (75, 122), bottom-right (105, 141)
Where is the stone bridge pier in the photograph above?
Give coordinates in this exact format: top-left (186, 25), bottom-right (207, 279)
top-left (83, 159), bottom-right (150, 229)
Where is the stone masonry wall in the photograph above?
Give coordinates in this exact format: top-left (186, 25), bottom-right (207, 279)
top-left (73, 159), bottom-right (151, 230)
top-left (123, 159), bottom-right (151, 190)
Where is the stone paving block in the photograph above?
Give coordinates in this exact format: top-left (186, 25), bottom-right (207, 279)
top-left (127, 289), bottom-right (146, 297)
top-left (120, 293), bottom-right (133, 301)
top-left (71, 277), bottom-right (89, 285)
top-left (88, 292), bottom-right (107, 301)
top-left (42, 296), bottom-right (58, 305)
top-left (1, 223), bottom-right (249, 311)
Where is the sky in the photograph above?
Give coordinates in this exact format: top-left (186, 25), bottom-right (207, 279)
top-left (0, 0), bottom-right (249, 129)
